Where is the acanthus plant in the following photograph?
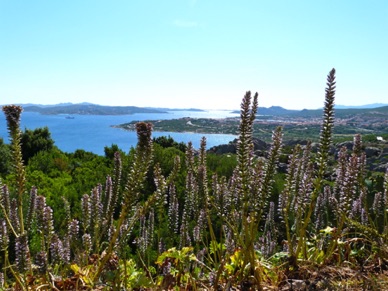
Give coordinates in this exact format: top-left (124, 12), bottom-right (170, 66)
top-left (0, 105), bottom-right (159, 289)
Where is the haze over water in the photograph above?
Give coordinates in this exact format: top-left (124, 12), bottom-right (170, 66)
top-left (0, 110), bottom-right (239, 155)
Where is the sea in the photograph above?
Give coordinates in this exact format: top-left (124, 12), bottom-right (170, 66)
top-left (0, 110), bottom-right (240, 155)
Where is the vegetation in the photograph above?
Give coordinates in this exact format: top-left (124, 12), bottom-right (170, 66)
top-left (20, 127), bottom-right (54, 164)
top-left (0, 69), bottom-right (388, 290)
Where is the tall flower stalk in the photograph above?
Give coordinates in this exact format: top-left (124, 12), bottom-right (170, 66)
top-left (294, 68), bottom-right (336, 262)
top-left (1, 105), bottom-right (32, 289)
top-left (93, 122), bottom-right (154, 281)
top-left (2, 105), bottom-right (26, 236)
top-left (280, 142), bottom-right (314, 259)
top-left (226, 91), bottom-right (283, 289)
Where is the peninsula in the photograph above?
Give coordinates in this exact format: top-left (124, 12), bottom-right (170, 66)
top-left (113, 105), bottom-right (388, 142)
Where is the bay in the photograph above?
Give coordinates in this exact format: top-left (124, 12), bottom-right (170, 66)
top-left (0, 110), bottom-right (239, 155)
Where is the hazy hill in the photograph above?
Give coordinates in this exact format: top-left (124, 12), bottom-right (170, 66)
top-left (17, 103), bottom-right (206, 115)
top-left (232, 106), bottom-right (299, 116)
top-left (234, 105), bottom-right (388, 118)
top-left (293, 105), bottom-right (388, 118)
top-left (22, 104), bottom-right (167, 115)
top-left (258, 106), bottom-right (299, 115)
top-left (335, 103), bottom-right (388, 109)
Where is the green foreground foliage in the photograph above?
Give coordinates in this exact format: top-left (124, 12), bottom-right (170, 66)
top-left (0, 69), bottom-right (388, 290)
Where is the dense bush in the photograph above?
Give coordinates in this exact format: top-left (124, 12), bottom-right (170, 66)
top-left (20, 127), bottom-right (54, 164)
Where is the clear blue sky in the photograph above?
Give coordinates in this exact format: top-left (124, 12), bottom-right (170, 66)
top-left (1, 1), bottom-right (387, 110)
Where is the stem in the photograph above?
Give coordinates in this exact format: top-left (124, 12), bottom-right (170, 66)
top-left (5, 252), bottom-right (26, 291)
top-left (94, 203), bottom-right (139, 281)
top-left (0, 204), bottom-right (19, 237)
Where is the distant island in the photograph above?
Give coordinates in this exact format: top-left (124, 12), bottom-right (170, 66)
top-left (21, 103), bottom-right (207, 115)
top-left (22, 104), bottom-right (167, 115)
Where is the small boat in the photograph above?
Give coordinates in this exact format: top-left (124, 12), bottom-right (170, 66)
top-left (65, 115), bottom-right (75, 119)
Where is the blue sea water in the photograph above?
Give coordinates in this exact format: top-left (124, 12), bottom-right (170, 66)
top-left (0, 110), bottom-right (239, 155)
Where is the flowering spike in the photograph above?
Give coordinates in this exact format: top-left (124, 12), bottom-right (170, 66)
top-left (26, 186), bottom-right (37, 231)
top-left (317, 68), bottom-right (336, 170)
top-left (0, 220), bottom-right (9, 250)
top-left (15, 233), bottom-right (31, 272)
top-left (81, 194), bottom-right (91, 233)
top-left (2, 105), bottom-right (26, 234)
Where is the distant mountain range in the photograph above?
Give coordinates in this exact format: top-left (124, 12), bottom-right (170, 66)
top-left (238, 104), bottom-right (388, 117)
top-left (334, 103), bottom-right (388, 109)
top-left (4, 102), bottom-right (388, 116)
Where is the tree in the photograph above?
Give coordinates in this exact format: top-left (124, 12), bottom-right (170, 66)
top-left (153, 135), bottom-right (187, 152)
top-left (104, 144), bottom-right (121, 160)
top-left (21, 126), bottom-right (54, 163)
